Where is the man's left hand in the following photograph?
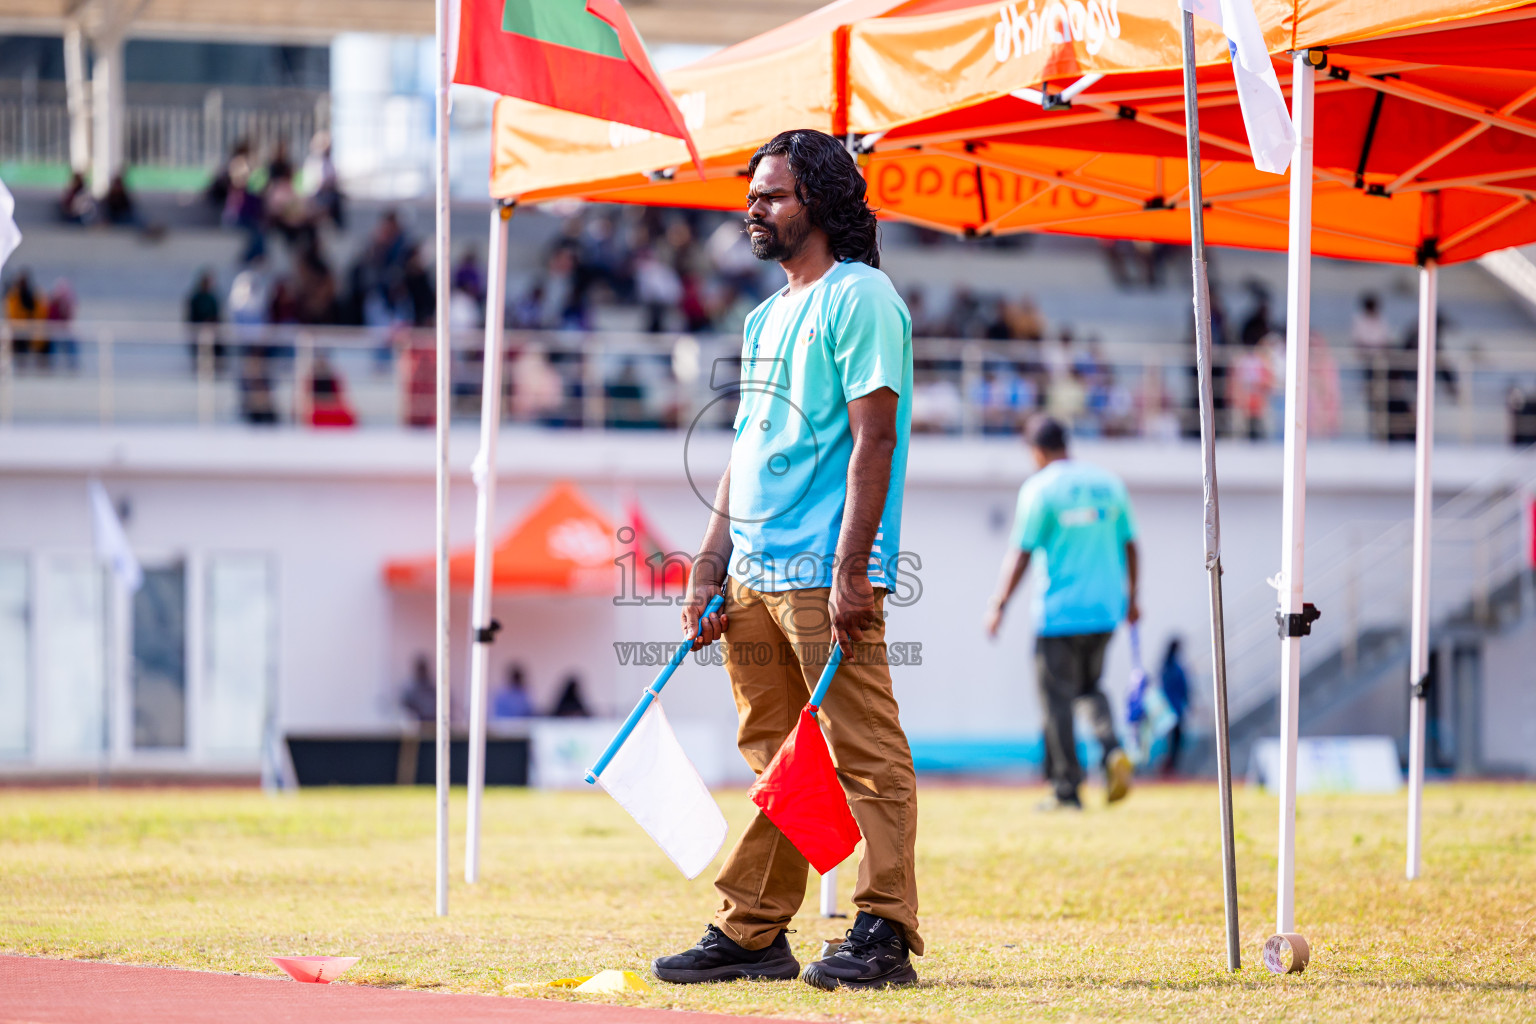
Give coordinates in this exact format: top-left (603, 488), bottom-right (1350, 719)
top-left (830, 570), bottom-right (880, 657)
top-left (1126, 596), bottom-right (1140, 624)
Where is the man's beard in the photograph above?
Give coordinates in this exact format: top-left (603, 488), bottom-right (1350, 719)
top-left (746, 213), bottom-right (810, 263)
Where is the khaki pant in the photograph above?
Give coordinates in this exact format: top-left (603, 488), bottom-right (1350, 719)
top-left (711, 578), bottom-right (923, 955)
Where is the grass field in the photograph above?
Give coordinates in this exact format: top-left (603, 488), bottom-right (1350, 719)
top-left (1, 782), bottom-right (1532, 1022)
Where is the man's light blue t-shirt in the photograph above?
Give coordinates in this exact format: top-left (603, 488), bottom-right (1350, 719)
top-left (727, 260), bottom-right (912, 592)
top-left (1009, 459), bottom-right (1137, 636)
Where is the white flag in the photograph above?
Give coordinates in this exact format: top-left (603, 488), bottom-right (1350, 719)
top-left (89, 479), bottom-right (143, 592)
top-left (0, 177), bottom-right (20, 274)
top-left (597, 700), bottom-right (727, 879)
top-left (1182, 0), bottom-right (1295, 175)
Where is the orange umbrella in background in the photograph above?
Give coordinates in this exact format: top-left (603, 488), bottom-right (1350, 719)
top-left (385, 480), bottom-right (679, 595)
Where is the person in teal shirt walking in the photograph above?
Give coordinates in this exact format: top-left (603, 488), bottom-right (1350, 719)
top-left (986, 416), bottom-right (1139, 810)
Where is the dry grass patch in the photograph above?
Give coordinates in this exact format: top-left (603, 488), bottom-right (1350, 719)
top-left (1, 782), bottom-right (1532, 1022)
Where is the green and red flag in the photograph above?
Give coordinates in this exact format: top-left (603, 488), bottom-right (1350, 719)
top-left (454, 0), bottom-right (702, 174)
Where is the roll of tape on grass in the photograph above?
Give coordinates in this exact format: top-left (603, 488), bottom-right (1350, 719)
top-left (1262, 932), bottom-right (1310, 974)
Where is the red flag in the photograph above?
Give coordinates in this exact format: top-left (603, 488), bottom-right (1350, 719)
top-left (454, 0), bottom-right (703, 175)
top-left (747, 706), bottom-right (862, 874)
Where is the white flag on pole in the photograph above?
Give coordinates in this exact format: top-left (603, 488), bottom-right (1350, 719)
top-left (597, 700), bottom-right (727, 879)
top-left (0, 177), bottom-right (21, 274)
top-left (89, 479), bottom-right (143, 592)
top-left (1182, 0), bottom-right (1295, 175)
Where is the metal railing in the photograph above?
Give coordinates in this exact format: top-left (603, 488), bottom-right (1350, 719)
top-left (5, 321), bottom-right (1536, 443)
top-left (1185, 446), bottom-right (1536, 727)
top-left (0, 92), bottom-right (323, 171)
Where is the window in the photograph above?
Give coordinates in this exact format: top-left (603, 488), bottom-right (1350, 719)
top-left (203, 555), bottom-right (274, 759)
top-left (0, 556), bottom-right (28, 758)
top-left (133, 561), bottom-right (187, 750)
top-left (36, 554), bottom-right (105, 760)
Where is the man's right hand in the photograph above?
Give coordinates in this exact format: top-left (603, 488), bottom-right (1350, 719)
top-left (682, 584), bottom-right (728, 650)
top-left (984, 596), bottom-right (1006, 640)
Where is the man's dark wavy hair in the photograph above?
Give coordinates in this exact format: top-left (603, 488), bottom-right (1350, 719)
top-left (748, 129), bottom-right (880, 268)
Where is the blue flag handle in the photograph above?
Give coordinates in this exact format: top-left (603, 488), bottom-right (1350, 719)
top-left (585, 594), bottom-right (724, 785)
top-left (806, 642), bottom-right (844, 712)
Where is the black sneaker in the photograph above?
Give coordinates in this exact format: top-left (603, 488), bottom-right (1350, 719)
top-left (652, 924), bottom-right (800, 983)
top-left (801, 911), bottom-right (918, 990)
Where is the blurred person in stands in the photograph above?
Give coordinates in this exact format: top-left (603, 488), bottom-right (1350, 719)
top-left (453, 246), bottom-right (486, 310)
top-left (1308, 330), bottom-right (1341, 438)
top-left (492, 664), bottom-right (535, 720)
top-left (185, 269), bottom-right (225, 374)
top-left (986, 415), bottom-right (1138, 811)
top-left (295, 244), bottom-right (340, 325)
top-left (635, 245), bottom-right (683, 332)
top-left (1238, 284), bottom-right (1273, 348)
top-left (400, 247), bottom-right (436, 328)
top-left (58, 172), bottom-right (95, 225)
top-left (904, 288), bottom-right (933, 338)
top-left (228, 255), bottom-right (270, 348)
top-left (1004, 297), bottom-right (1045, 341)
top-left (1508, 386), bottom-right (1536, 446)
top-left (46, 279), bottom-right (78, 371)
top-left (187, 269), bottom-right (221, 324)
top-left (1134, 240), bottom-right (1169, 288)
top-left (208, 139), bottom-right (248, 213)
top-left (1353, 293), bottom-right (1393, 440)
top-left (266, 278), bottom-right (300, 325)
top-left (448, 250), bottom-right (484, 332)
top-left (706, 216), bottom-right (764, 302)
top-left (101, 173), bottom-right (138, 227)
top-left (238, 346), bottom-right (278, 425)
top-left (220, 142), bottom-right (267, 262)
top-left (550, 675), bottom-right (591, 718)
top-left (542, 245), bottom-right (588, 329)
top-left (604, 358), bottom-right (651, 428)
top-left (265, 150), bottom-right (314, 250)
top-left (1102, 238), bottom-right (1136, 288)
top-left (4, 269), bottom-right (50, 369)
top-left (1388, 314), bottom-right (1456, 443)
top-left (511, 283), bottom-right (546, 330)
top-left (345, 210), bottom-right (410, 327)
top-left (300, 131), bottom-right (344, 229)
top-left (1233, 284), bottom-right (1280, 439)
top-left (1230, 331), bottom-right (1275, 441)
top-left (974, 362), bottom-right (1030, 434)
top-left (307, 351), bottom-right (357, 428)
top-left (679, 271), bottom-right (713, 332)
top-left (1046, 364), bottom-right (1087, 430)
top-left (509, 342), bottom-right (565, 425)
top-left (402, 655), bottom-right (437, 724)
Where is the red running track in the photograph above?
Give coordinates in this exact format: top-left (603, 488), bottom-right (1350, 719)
top-left (0, 957), bottom-right (815, 1024)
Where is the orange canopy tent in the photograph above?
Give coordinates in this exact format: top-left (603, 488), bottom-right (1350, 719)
top-left (488, 1), bottom-right (1536, 267)
top-left (384, 481), bottom-right (683, 595)
top-left (489, 0), bottom-right (1514, 203)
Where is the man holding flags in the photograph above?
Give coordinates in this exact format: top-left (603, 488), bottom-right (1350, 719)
top-left (654, 129), bottom-right (921, 991)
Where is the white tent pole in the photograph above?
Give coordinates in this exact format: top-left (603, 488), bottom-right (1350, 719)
top-left (466, 200), bottom-right (511, 885)
top-left (433, 0), bottom-right (453, 919)
top-left (1180, 9), bottom-right (1240, 970)
top-left (1275, 51), bottom-right (1316, 938)
top-left (1407, 254), bottom-right (1439, 880)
